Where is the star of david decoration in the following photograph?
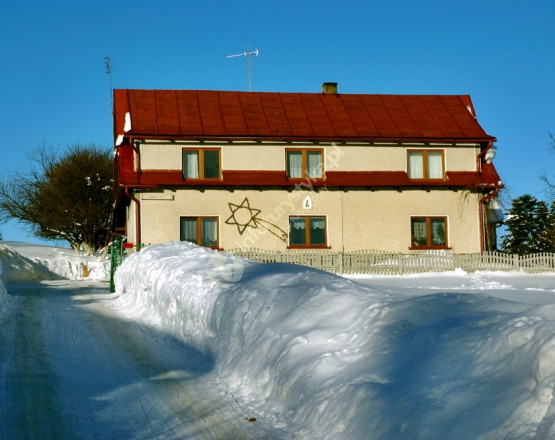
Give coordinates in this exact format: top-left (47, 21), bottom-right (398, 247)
top-left (225, 197), bottom-right (261, 234)
top-left (225, 197), bottom-right (288, 242)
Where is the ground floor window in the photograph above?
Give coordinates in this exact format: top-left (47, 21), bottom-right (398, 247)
top-left (180, 217), bottom-right (219, 248)
top-left (411, 216), bottom-right (447, 249)
top-left (289, 216), bottom-right (327, 247)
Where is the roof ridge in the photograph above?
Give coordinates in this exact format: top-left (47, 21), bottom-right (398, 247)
top-left (115, 88), bottom-right (476, 99)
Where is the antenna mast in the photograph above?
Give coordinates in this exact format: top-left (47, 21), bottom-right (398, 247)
top-left (227, 46), bottom-right (259, 91)
top-left (104, 56), bottom-right (113, 111)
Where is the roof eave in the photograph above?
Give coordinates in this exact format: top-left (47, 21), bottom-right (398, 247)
top-left (119, 132), bottom-right (496, 145)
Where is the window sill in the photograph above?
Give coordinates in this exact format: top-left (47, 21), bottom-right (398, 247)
top-left (286, 177), bottom-right (326, 182)
top-left (407, 178), bottom-right (446, 182)
top-left (287, 245), bottom-right (331, 250)
top-left (409, 246), bottom-right (451, 251)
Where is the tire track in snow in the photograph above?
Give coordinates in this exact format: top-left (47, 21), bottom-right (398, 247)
top-left (1, 281), bottom-right (269, 439)
top-left (1, 286), bottom-right (72, 439)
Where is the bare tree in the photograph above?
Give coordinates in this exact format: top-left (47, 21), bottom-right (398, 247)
top-left (0, 143), bottom-right (113, 255)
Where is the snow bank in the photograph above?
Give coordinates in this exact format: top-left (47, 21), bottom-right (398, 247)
top-left (0, 244), bottom-right (62, 284)
top-left (0, 242), bottom-right (109, 282)
top-left (0, 241), bottom-right (110, 336)
top-left (0, 243), bottom-right (58, 313)
top-left (114, 241), bottom-right (555, 438)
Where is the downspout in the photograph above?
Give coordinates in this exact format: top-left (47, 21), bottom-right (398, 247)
top-left (124, 186), bottom-right (141, 245)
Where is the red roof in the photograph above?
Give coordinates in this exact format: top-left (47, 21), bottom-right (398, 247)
top-left (114, 89), bottom-right (495, 143)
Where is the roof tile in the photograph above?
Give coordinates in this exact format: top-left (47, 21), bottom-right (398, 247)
top-left (114, 89), bottom-right (495, 142)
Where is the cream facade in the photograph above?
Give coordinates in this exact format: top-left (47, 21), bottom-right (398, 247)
top-left (137, 140), bottom-right (480, 174)
top-left (122, 140), bottom-right (486, 253)
top-left (132, 187), bottom-right (482, 253)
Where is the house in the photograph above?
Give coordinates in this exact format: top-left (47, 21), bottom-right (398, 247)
top-left (112, 84), bottom-right (503, 254)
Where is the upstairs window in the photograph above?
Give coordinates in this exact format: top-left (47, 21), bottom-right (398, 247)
top-left (182, 148), bottom-right (221, 179)
top-left (289, 216), bottom-right (327, 248)
top-left (411, 216), bottom-right (448, 248)
top-left (180, 216), bottom-right (219, 248)
top-left (287, 149), bottom-right (323, 180)
top-left (408, 150), bottom-right (444, 180)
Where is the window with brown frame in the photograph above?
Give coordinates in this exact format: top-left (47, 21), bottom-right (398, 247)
top-left (182, 148), bottom-right (221, 179)
top-left (180, 216), bottom-right (219, 248)
top-left (286, 149), bottom-right (324, 180)
top-left (411, 216), bottom-right (448, 249)
top-left (407, 150), bottom-right (444, 180)
top-left (289, 216), bottom-right (327, 248)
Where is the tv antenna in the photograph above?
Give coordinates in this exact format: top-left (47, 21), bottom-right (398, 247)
top-left (227, 47), bottom-right (259, 91)
top-left (104, 56), bottom-right (113, 110)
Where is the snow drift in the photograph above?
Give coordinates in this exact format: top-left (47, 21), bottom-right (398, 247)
top-left (114, 241), bottom-right (555, 439)
top-left (0, 244), bottom-right (61, 284)
top-left (0, 242), bottom-right (108, 284)
top-left (0, 243), bottom-right (60, 312)
top-left (0, 242), bottom-right (109, 314)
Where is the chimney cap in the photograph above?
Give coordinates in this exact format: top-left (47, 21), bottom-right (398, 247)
top-left (322, 82), bottom-right (338, 95)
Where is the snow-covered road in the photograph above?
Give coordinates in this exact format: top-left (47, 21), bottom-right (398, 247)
top-left (0, 280), bottom-right (268, 440)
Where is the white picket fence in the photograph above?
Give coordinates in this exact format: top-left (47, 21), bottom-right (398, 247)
top-left (226, 248), bottom-right (555, 275)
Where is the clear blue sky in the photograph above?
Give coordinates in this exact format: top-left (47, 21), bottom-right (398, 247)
top-left (1, 0), bottom-right (554, 244)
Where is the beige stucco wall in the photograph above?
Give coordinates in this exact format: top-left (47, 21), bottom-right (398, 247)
top-left (126, 199), bottom-right (137, 244)
top-left (138, 141), bottom-right (480, 173)
top-left (444, 147), bottom-right (479, 172)
top-left (131, 140), bottom-right (483, 252)
top-left (140, 144), bottom-right (182, 170)
top-left (135, 187), bottom-right (482, 253)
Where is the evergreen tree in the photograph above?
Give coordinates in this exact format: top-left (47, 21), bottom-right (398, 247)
top-left (500, 194), bottom-right (555, 253)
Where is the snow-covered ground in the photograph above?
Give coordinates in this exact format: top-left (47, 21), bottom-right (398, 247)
top-left (2, 241), bottom-right (555, 439)
top-left (0, 241), bottom-right (109, 284)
